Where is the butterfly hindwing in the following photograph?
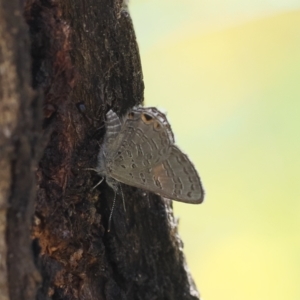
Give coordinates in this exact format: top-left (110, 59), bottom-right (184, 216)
top-left (111, 145), bottom-right (203, 203)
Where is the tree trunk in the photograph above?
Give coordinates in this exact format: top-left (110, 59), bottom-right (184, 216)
top-left (0, 0), bottom-right (201, 299)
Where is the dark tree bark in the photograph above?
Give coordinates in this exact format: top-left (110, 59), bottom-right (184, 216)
top-left (0, 0), bottom-right (201, 299)
top-left (0, 1), bottom-right (42, 299)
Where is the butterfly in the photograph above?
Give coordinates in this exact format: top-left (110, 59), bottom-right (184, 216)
top-left (92, 106), bottom-right (204, 205)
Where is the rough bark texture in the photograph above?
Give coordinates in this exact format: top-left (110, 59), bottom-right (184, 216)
top-left (0, 0), bottom-right (200, 299)
top-left (0, 0), bottom-right (42, 299)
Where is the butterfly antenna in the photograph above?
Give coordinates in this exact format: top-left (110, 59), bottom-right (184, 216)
top-left (119, 184), bottom-right (126, 212)
top-left (91, 177), bottom-right (104, 190)
top-left (108, 190), bottom-right (117, 232)
top-left (84, 168), bottom-right (98, 172)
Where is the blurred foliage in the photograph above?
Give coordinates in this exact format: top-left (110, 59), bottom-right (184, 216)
top-left (130, 2), bottom-right (300, 299)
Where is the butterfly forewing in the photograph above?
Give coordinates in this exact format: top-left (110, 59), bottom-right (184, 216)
top-left (111, 107), bottom-right (174, 168)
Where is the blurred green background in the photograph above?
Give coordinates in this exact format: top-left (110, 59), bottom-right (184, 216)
top-left (130, 1), bottom-right (300, 299)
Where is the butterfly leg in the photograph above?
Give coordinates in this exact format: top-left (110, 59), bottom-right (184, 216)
top-left (106, 177), bottom-right (126, 212)
top-left (84, 167), bottom-right (98, 172)
top-left (105, 180), bottom-right (126, 231)
top-left (85, 168), bottom-right (105, 190)
top-left (106, 177), bottom-right (124, 232)
top-left (108, 189), bottom-right (117, 232)
top-left (91, 177), bottom-right (104, 190)
top-left (119, 184), bottom-right (126, 212)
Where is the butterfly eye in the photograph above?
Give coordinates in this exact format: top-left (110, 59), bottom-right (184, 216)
top-left (141, 113), bottom-right (153, 123)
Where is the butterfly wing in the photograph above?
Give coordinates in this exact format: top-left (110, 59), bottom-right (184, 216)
top-left (112, 145), bottom-right (203, 203)
top-left (110, 107), bottom-right (204, 203)
top-left (112, 107), bottom-right (175, 167)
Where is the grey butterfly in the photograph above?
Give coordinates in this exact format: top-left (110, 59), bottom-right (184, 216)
top-left (94, 106), bottom-right (204, 204)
